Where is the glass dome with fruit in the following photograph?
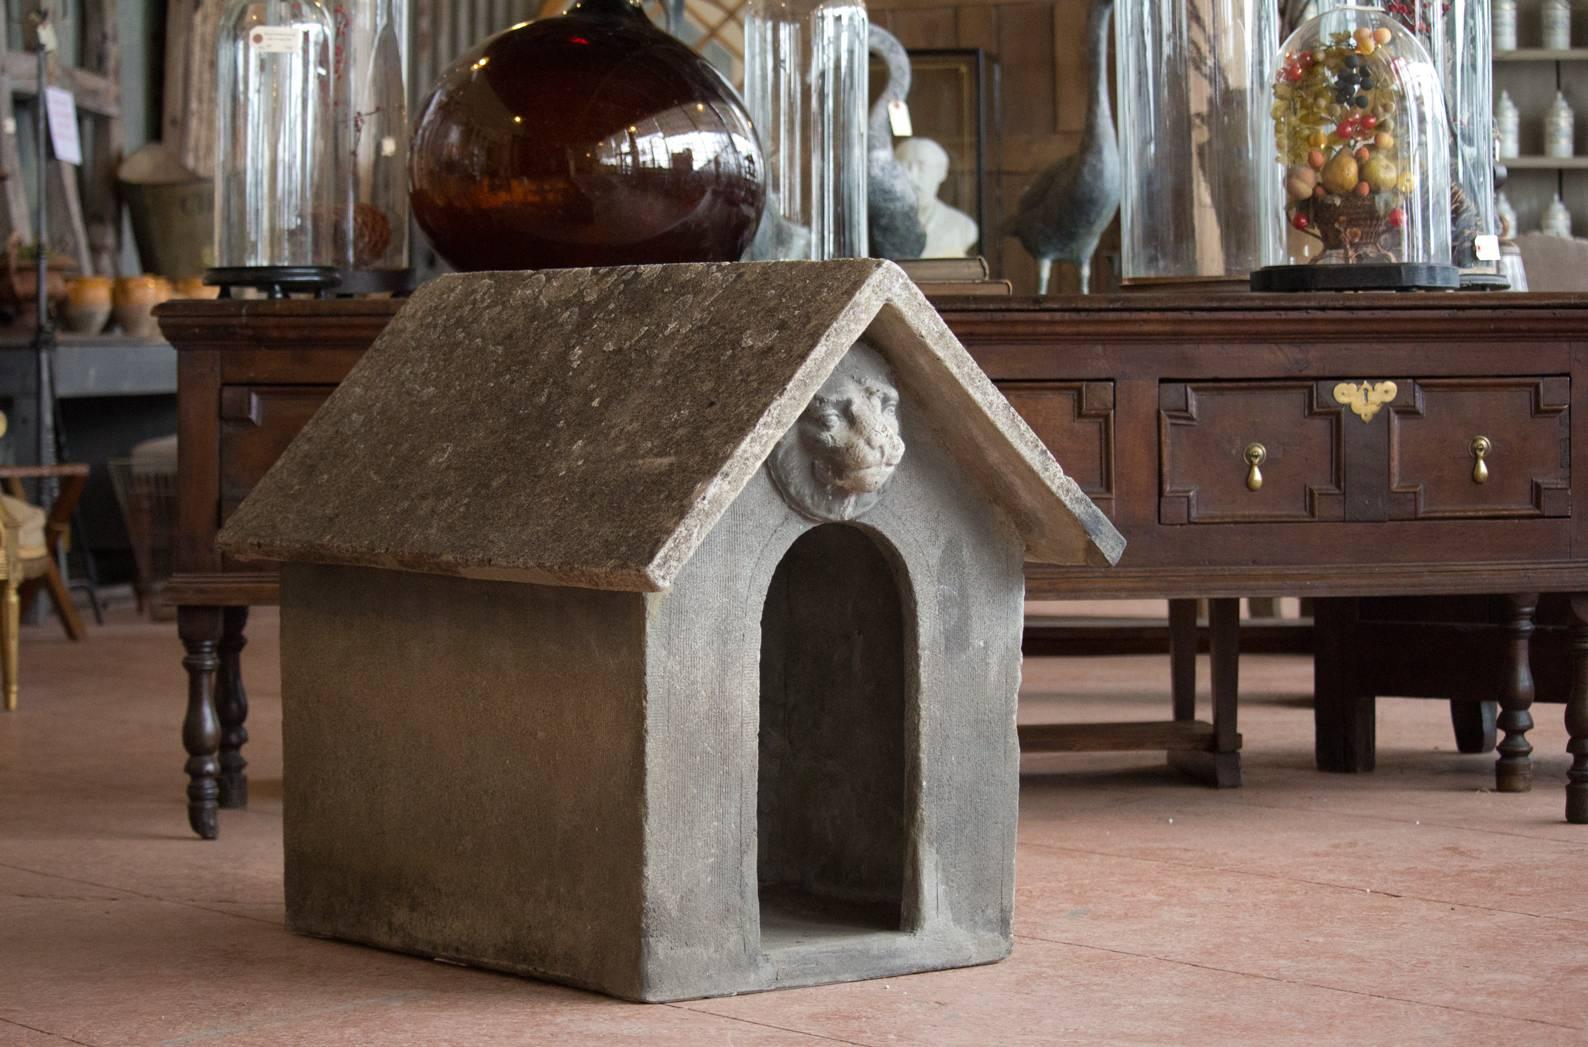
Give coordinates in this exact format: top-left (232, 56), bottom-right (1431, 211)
top-left (1251, 4), bottom-right (1458, 291)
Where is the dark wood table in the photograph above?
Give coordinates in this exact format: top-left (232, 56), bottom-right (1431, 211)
top-left (159, 293), bottom-right (1588, 838)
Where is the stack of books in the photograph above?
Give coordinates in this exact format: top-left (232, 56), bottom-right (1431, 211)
top-left (897, 257), bottom-right (1012, 297)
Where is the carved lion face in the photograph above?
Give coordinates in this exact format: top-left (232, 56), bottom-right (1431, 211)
top-left (768, 342), bottom-right (906, 522)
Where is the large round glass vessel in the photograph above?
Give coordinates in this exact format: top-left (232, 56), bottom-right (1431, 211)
top-left (210, 0), bottom-right (339, 291)
top-left (1116, 0), bottom-right (1277, 286)
top-left (409, 0), bottom-right (766, 272)
top-left (1252, 5), bottom-right (1457, 290)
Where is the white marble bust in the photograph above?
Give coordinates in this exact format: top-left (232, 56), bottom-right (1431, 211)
top-left (895, 137), bottom-right (979, 259)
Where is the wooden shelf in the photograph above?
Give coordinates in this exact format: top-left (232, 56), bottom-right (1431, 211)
top-left (1501, 156), bottom-right (1588, 169)
top-left (1494, 48), bottom-right (1588, 61)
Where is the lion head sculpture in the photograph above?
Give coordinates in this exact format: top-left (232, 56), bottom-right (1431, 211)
top-left (767, 341), bottom-right (906, 522)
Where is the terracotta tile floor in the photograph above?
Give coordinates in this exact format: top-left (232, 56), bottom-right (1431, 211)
top-left (3, 602), bottom-right (1586, 1045)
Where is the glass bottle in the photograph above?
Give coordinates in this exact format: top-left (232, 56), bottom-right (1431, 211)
top-left (1542, 0), bottom-right (1573, 49)
top-left (1543, 193), bottom-right (1572, 236)
top-left (1496, 89), bottom-right (1520, 157)
top-left (744, 0), bottom-right (869, 259)
top-left (211, 0), bottom-right (338, 288)
top-left (1116, 0), bottom-right (1278, 283)
top-left (1443, 0), bottom-right (1502, 282)
top-left (1545, 91), bottom-right (1575, 157)
top-left (1496, 189), bottom-right (1517, 237)
top-left (1492, 0), bottom-right (1516, 50)
top-left (339, 0), bottom-right (410, 277)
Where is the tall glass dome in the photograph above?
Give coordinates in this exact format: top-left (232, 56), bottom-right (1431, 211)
top-left (1116, 0), bottom-right (1278, 286)
top-left (210, 0), bottom-right (340, 292)
top-left (1252, 5), bottom-right (1458, 290)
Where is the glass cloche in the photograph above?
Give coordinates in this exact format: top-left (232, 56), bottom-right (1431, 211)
top-left (209, 0), bottom-right (340, 294)
top-left (1252, 5), bottom-right (1458, 290)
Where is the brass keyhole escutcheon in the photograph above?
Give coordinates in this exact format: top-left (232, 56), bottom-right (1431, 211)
top-left (1244, 443), bottom-right (1267, 492)
top-left (1471, 435), bottom-right (1491, 485)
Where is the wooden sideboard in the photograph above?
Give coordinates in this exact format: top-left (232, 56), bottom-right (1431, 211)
top-left (158, 293), bottom-right (1588, 839)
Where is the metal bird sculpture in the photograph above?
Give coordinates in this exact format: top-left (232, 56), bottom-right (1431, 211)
top-left (867, 24), bottom-right (927, 260)
top-left (1005, 0), bottom-right (1119, 294)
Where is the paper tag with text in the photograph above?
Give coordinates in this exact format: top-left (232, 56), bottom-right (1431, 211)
top-left (44, 87), bottom-right (80, 166)
top-left (250, 26), bottom-right (303, 53)
top-left (888, 99), bottom-right (913, 138)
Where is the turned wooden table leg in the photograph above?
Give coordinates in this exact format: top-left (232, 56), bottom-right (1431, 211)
top-left (179, 606), bottom-right (223, 839)
top-left (217, 606), bottom-right (249, 809)
top-left (1314, 597), bottom-right (1373, 772)
top-left (1565, 596), bottom-right (1588, 824)
top-left (1168, 597), bottom-right (1241, 787)
top-left (1169, 598), bottom-right (1197, 722)
top-left (1494, 593), bottom-right (1538, 794)
top-left (1449, 700), bottom-right (1498, 754)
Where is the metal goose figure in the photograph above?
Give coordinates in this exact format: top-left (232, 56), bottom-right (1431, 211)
top-left (867, 24), bottom-right (928, 260)
top-left (1005, 0), bottom-right (1120, 294)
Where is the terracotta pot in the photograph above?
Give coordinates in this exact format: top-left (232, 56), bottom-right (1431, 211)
top-left (0, 242), bottom-right (72, 331)
top-left (171, 276), bottom-right (220, 300)
top-left (64, 275), bottom-right (113, 334)
top-left (113, 275), bottom-right (174, 338)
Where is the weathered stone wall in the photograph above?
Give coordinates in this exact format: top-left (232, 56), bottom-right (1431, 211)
top-left (280, 563), bottom-right (650, 996)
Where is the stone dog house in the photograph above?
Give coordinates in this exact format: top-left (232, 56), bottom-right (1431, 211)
top-left (218, 259), bottom-right (1124, 1002)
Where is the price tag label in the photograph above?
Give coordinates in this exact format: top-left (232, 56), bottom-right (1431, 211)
top-left (1475, 234), bottom-right (1501, 262)
top-left (44, 87), bottom-right (80, 166)
top-left (887, 99), bottom-right (913, 138)
top-left (249, 26), bottom-right (303, 53)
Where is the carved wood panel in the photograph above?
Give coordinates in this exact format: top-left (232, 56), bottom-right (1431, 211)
top-left (1001, 381), bottom-right (1115, 516)
top-left (1387, 376), bottom-right (1571, 520)
top-left (1159, 381), bottom-right (1346, 525)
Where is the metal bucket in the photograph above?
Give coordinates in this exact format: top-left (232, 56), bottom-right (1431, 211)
top-left (122, 178), bottom-right (214, 281)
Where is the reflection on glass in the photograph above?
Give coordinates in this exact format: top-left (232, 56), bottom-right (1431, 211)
top-left (409, 0), bottom-right (765, 271)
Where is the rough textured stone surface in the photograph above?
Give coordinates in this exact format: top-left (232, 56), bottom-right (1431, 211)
top-left (275, 376), bottom-right (1025, 1001)
top-left (218, 260), bottom-right (1122, 591)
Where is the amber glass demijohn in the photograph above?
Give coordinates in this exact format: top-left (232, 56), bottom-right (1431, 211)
top-left (408, 0), bottom-right (766, 272)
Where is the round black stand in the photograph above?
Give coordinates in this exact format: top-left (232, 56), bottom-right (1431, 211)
top-left (1460, 270), bottom-right (1511, 291)
top-left (335, 268), bottom-right (417, 297)
top-left (1250, 262), bottom-right (1461, 292)
top-left (205, 266), bottom-right (341, 299)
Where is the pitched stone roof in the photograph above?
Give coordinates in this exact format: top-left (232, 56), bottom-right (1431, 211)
top-left (218, 260), bottom-right (1123, 591)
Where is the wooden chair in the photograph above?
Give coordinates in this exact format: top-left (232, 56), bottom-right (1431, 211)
top-left (0, 462), bottom-right (90, 710)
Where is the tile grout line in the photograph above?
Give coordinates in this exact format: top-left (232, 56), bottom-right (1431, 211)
top-left (0, 1014), bottom-right (98, 1046)
top-left (667, 1004), bottom-right (880, 1046)
top-left (1215, 790), bottom-right (1588, 848)
top-left (1011, 930), bottom-right (1583, 1032)
top-left (1016, 840), bottom-right (1588, 926)
top-left (0, 859), bottom-right (283, 927)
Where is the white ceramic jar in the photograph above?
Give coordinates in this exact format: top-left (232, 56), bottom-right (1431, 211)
top-left (1543, 194), bottom-right (1573, 237)
top-left (1542, 0), bottom-right (1573, 49)
top-left (1497, 90), bottom-right (1521, 156)
top-left (1494, 0), bottom-right (1518, 50)
top-left (1545, 91), bottom-right (1576, 158)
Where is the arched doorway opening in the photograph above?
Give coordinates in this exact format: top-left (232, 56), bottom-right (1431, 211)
top-left (756, 523), bottom-right (911, 947)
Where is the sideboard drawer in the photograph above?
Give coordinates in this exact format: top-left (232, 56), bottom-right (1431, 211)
top-left (1388, 377), bottom-right (1570, 520)
top-left (1159, 381), bottom-right (1345, 525)
top-left (1158, 376), bottom-right (1571, 526)
top-left (219, 385), bottom-right (336, 522)
top-left (1002, 381), bottom-right (1115, 517)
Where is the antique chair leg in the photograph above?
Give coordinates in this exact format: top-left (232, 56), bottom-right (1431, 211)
top-left (217, 606), bottom-right (250, 809)
top-left (1313, 597), bottom-right (1373, 772)
top-left (1494, 593), bottom-right (1538, 793)
top-left (1169, 598), bottom-right (1197, 722)
top-left (1565, 596), bottom-right (1588, 824)
top-left (1449, 700), bottom-right (1498, 754)
top-left (42, 559), bottom-right (86, 641)
top-left (2, 577), bottom-right (17, 711)
top-left (179, 606), bottom-right (224, 839)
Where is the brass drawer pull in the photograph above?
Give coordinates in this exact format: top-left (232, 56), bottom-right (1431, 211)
top-left (1470, 435), bottom-right (1491, 485)
top-left (1244, 443), bottom-right (1267, 491)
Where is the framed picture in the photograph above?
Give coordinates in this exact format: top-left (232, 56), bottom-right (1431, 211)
top-left (871, 48), bottom-right (1001, 262)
